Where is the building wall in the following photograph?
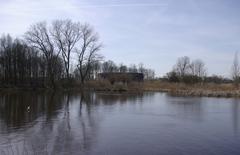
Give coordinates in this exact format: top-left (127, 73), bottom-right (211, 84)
top-left (98, 72), bottom-right (144, 84)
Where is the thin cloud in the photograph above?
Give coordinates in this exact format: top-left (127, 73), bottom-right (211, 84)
top-left (4, 3), bottom-right (168, 11)
top-left (0, 0), bottom-right (239, 77)
top-left (74, 3), bottom-right (168, 8)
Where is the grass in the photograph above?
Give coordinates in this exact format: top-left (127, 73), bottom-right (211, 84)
top-left (86, 80), bottom-right (240, 97)
top-left (143, 80), bottom-right (240, 97)
top-left (2, 79), bottom-right (239, 98)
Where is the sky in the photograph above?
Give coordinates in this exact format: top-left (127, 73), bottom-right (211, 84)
top-left (0, 0), bottom-right (240, 77)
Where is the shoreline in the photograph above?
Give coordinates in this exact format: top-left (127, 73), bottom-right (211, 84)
top-left (142, 81), bottom-right (240, 98)
top-left (1, 81), bottom-right (240, 98)
top-left (144, 88), bottom-right (240, 98)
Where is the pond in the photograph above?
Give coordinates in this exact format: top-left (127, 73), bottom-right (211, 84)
top-left (0, 91), bottom-right (240, 155)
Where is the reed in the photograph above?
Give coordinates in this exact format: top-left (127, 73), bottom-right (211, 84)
top-left (143, 80), bottom-right (240, 97)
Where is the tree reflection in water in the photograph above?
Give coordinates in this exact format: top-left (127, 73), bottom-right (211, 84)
top-left (232, 99), bottom-right (240, 135)
top-left (0, 91), bottom-right (94, 154)
top-left (0, 91), bottom-right (147, 154)
top-left (1, 92), bottom-right (239, 155)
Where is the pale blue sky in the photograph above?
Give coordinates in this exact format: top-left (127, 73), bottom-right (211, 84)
top-left (1, 0), bottom-right (240, 77)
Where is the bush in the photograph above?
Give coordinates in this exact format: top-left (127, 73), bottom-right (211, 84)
top-left (181, 75), bottom-right (201, 84)
top-left (166, 71), bottom-right (180, 82)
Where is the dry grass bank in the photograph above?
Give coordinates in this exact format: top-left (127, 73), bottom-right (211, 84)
top-left (83, 80), bottom-right (240, 97)
top-left (143, 80), bottom-right (240, 97)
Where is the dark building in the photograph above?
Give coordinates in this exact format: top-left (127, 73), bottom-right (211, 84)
top-left (98, 72), bottom-right (144, 84)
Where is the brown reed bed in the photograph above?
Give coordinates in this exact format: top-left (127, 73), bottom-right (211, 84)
top-left (143, 80), bottom-right (240, 97)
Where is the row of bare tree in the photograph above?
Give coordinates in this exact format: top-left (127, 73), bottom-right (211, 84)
top-left (166, 55), bottom-right (240, 84)
top-left (0, 19), bottom-right (155, 88)
top-left (165, 56), bottom-right (207, 83)
top-left (0, 35), bottom-right (55, 87)
top-left (73, 60), bottom-right (155, 80)
top-left (99, 60), bottom-right (155, 79)
top-left (0, 20), bottom-right (101, 88)
top-left (24, 20), bottom-right (102, 87)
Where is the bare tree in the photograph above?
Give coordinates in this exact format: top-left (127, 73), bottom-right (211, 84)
top-left (144, 69), bottom-right (155, 80)
top-left (76, 24), bottom-right (102, 84)
top-left (91, 61), bottom-right (102, 79)
top-left (190, 59), bottom-right (207, 78)
top-left (24, 22), bottom-right (60, 87)
top-left (128, 64), bottom-right (138, 73)
top-left (102, 60), bottom-right (118, 72)
top-left (51, 19), bottom-right (81, 79)
top-left (119, 63), bottom-right (127, 73)
top-left (1, 20), bottom-right (104, 88)
top-left (232, 52), bottom-right (240, 86)
top-left (138, 63), bottom-right (144, 73)
top-left (174, 56), bottom-right (190, 77)
top-left (0, 34), bottom-right (58, 88)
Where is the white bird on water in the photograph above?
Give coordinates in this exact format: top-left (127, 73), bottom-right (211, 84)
top-left (27, 106), bottom-right (30, 112)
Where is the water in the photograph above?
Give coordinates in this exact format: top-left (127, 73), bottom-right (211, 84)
top-left (0, 91), bottom-right (240, 155)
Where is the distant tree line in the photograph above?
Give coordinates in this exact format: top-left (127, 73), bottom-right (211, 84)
top-left (164, 56), bottom-right (207, 84)
top-left (0, 34), bottom-right (64, 88)
top-left (96, 61), bottom-right (154, 79)
top-left (164, 56), bottom-right (232, 84)
top-left (0, 19), bottom-right (155, 88)
top-left (73, 60), bottom-right (155, 81)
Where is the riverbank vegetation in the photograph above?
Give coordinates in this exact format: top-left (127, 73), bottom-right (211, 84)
top-left (142, 55), bottom-right (238, 97)
top-left (1, 19), bottom-right (240, 98)
top-left (0, 19), bottom-right (154, 89)
top-left (84, 54), bottom-right (240, 97)
top-left (143, 81), bottom-right (240, 97)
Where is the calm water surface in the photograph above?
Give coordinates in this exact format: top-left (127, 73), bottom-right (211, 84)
top-left (0, 91), bottom-right (240, 155)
